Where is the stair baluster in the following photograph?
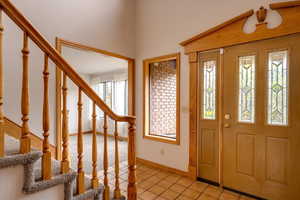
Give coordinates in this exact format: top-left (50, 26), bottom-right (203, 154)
top-left (61, 73), bottom-right (70, 173)
top-left (103, 113), bottom-right (110, 200)
top-left (42, 54), bottom-right (51, 180)
top-left (127, 120), bottom-right (137, 200)
top-left (91, 102), bottom-right (99, 189)
top-left (77, 88), bottom-right (85, 194)
top-left (20, 32), bottom-right (31, 154)
top-left (113, 121), bottom-right (122, 199)
top-left (0, 8), bottom-right (4, 157)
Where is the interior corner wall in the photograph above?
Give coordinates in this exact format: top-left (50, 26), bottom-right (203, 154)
top-left (134, 0), bottom-right (289, 171)
top-left (3, 0), bottom-right (136, 145)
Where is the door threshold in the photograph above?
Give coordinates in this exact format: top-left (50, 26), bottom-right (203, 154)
top-left (223, 186), bottom-right (267, 200)
top-left (196, 177), bottom-right (267, 200)
top-left (196, 177), bottom-right (219, 187)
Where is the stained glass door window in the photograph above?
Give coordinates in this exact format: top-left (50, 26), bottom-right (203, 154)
top-left (267, 50), bottom-right (289, 125)
top-left (238, 55), bottom-right (256, 123)
top-left (202, 60), bottom-right (216, 120)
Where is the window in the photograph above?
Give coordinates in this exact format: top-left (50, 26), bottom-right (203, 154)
top-left (202, 60), bottom-right (217, 120)
top-left (143, 53), bottom-right (180, 144)
top-left (93, 80), bottom-right (128, 118)
top-left (238, 55), bottom-right (256, 123)
top-left (267, 50), bottom-right (289, 126)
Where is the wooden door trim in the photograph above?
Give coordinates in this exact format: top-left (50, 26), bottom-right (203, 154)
top-left (142, 53), bottom-right (181, 145)
top-left (55, 38), bottom-right (135, 160)
top-left (180, 1), bottom-right (300, 53)
top-left (182, 1), bottom-right (300, 180)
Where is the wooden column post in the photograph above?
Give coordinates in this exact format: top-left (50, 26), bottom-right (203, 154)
top-left (113, 121), bottom-right (122, 199)
top-left (127, 119), bottom-right (137, 200)
top-left (42, 54), bottom-right (51, 180)
top-left (77, 88), bottom-right (85, 194)
top-left (188, 52), bottom-right (198, 179)
top-left (61, 73), bottom-right (70, 173)
top-left (0, 9), bottom-right (4, 157)
top-left (20, 32), bottom-right (31, 154)
top-left (91, 102), bottom-right (99, 189)
top-left (103, 114), bottom-right (110, 200)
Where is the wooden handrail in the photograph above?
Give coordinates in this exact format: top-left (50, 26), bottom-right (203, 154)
top-left (0, 0), bottom-right (135, 123)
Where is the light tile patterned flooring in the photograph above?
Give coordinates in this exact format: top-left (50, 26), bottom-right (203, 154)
top-left (101, 161), bottom-right (257, 200)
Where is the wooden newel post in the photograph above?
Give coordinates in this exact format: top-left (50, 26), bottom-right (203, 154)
top-left (20, 32), bottom-right (31, 154)
top-left (127, 119), bottom-right (137, 200)
top-left (0, 9), bottom-right (4, 157)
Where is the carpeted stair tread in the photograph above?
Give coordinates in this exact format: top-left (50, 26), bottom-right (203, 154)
top-left (2, 135), bottom-right (104, 199)
top-left (72, 186), bottom-right (104, 200)
top-left (0, 151), bottom-right (42, 169)
top-left (33, 157), bottom-right (63, 181)
top-left (72, 175), bottom-right (95, 195)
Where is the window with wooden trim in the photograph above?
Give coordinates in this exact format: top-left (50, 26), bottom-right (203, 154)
top-left (143, 53), bottom-right (180, 144)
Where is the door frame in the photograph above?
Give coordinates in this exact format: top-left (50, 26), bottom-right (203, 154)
top-left (180, 1), bottom-right (300, 180)
top-left (55, 38), bottom-right (135, 160)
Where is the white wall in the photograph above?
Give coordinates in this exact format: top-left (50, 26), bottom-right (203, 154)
top-left (3, 0), bottom-right (136, 145)
top-left (67, 74), bottom-right (91, 134)
top-left (0, 166), bottom-right (64, 200)
top-left (134, 0), bottom-right (292, 171)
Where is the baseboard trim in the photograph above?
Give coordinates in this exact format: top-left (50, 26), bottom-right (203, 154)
top-left (3, 117), bottom-right (56, 156)
top-left (136, 157), bottom-right (190, 177)
top-left (96, 131), bottom-right (128, 141)
top-left (69, 130), bottom-right (128, 141)
top-left (69, 131), bottom-right (92, 136)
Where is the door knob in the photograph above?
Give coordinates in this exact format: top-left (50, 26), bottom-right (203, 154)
top-left (224, 123), bottom-right (230, 128)
top-left (224, 114), bottom-right (231, 120)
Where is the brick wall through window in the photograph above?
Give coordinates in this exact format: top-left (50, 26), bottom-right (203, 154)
top-left (149, 60), bottom-right (177, 138)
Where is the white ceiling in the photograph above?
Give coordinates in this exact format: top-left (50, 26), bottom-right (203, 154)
top-left (62, 46), bottom-right (128, 75)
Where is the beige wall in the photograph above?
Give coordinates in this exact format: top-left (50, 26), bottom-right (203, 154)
top-left (3, 0), bottom-right (136, 145)
top-left (135, 0), bottom-right (291, 171)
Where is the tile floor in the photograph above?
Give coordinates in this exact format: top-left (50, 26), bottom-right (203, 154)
top-left (99, 161), bottom-right (257, 200)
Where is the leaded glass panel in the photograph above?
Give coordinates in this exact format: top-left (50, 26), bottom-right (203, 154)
top-left (202, 60), bottom-right (216, 120)
top-left (238, 55), bottom-right (256, 123)
top-left (267, 50), bottom-right (288, 125)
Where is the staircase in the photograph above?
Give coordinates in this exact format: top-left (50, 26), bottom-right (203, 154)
top-left (0, 0), bottom-right (137, 200)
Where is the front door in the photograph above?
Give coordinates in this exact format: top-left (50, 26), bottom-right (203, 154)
top-left (222, 34), bottom-right (300, 200)
top-left (197, 51), bottom-right (220, 183)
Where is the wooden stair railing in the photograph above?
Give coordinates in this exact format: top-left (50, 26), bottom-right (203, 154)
top-left (103, 114), bottom-right (110, 199)
top-left (91, 103), bottom-right (99, 189)
top-left (77, 88), bottom-right (85, 194)
top-left (42, 54), bottom-right (51, 180)
top-left (61, 73), bottom-right (70, 174)
top-left (0, 0), bottom-right (137, 199)
top-left (114, 121), bottom-right (122, 199)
